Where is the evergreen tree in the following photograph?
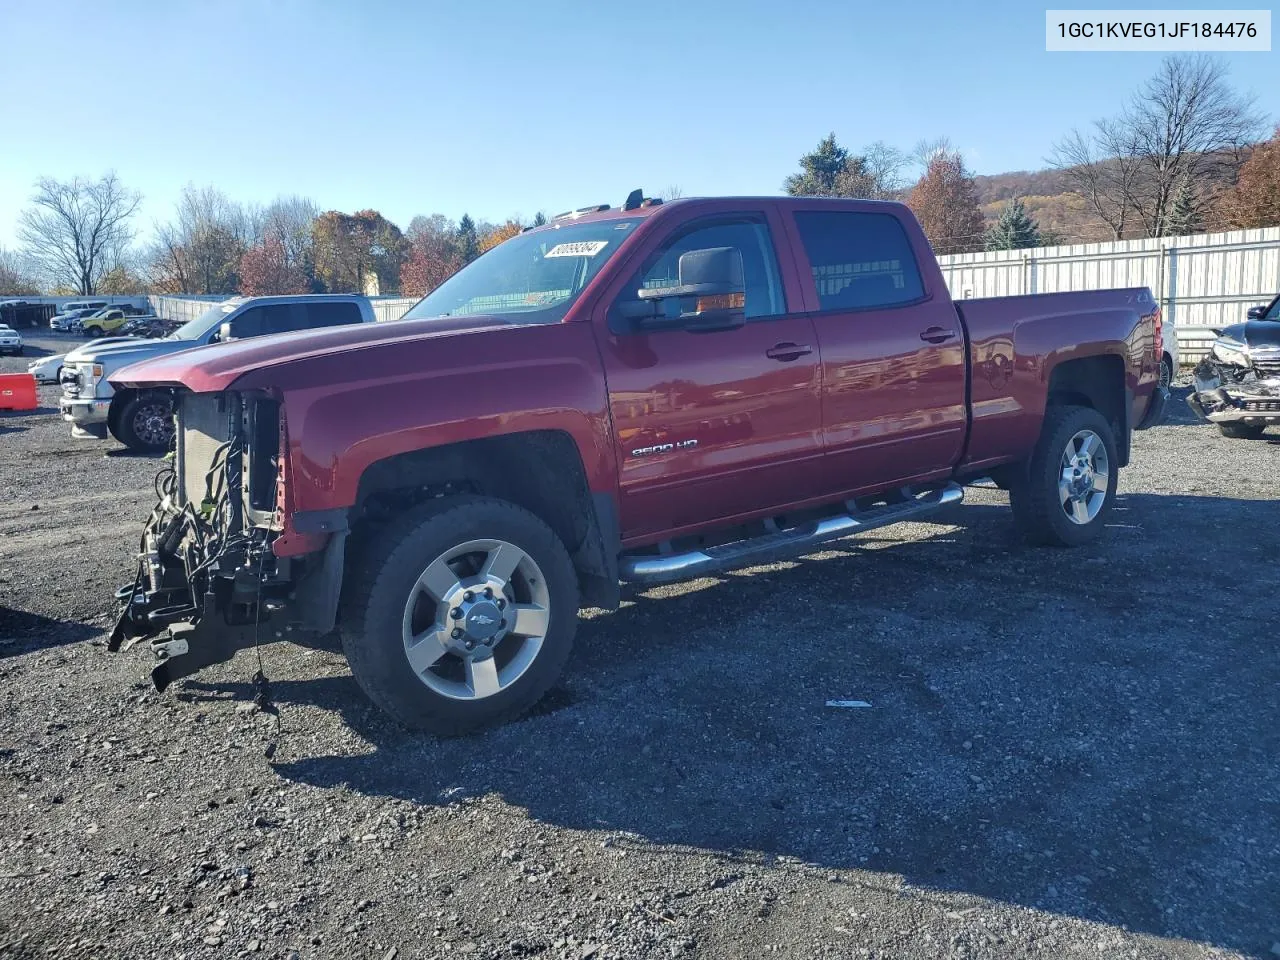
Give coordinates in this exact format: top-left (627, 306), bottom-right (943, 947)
top-left (457, 214), bottom-right (479, 263)
top-left (784, 134), bottom-right (877, 198)
top-left (532, 211), bottom-right (547, 227)
top-left (1164, 180), bottom-right (1201, 236)
top-left (984, 196), bottom-right (1043, 250)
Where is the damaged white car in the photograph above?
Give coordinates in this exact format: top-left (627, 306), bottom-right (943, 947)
top-left (1187, 297), bottom-right (1280, 439)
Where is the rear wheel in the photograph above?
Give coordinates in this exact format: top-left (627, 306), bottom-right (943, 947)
top-left (85, 326), bottom-right (103, 338)
top-left (1218, 422), bottom-right (1267, 440)
top-left (1159, 355), bottom-right (1173, 389)
top-left (1009, 405), bottom-right (1117, 547)
top-left (113, 392), bottom-right (175, 452)
top-left (340, 496), bottom-right (579, 735)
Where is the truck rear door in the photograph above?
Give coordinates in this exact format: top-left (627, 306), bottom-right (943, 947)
top-left (783, 205), bottom-right (968, 494)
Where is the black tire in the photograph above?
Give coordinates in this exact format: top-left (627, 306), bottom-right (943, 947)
top-left (340, 496), bottom-right (579, 735)
top-left (113, 392), bottom-right (175, 452)
top-left (85, 326), bottom-right (103, 338)
top-left (15, 346), bottom-right (22, 356)
top-left (1218, 422), bottom-right (1267, 440)
top-left (1159, 355), bottom-right (1173, 390)
top-left (1009, 404), bottom-right (1118, 547)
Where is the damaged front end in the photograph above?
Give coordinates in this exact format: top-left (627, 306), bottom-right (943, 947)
top-left (1187, 330), bottom-right (1280, 428)
top-left (109, 390), bottom-right (326, 689)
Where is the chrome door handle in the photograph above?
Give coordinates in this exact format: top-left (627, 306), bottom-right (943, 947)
top-left (765, 342), bottom-right (813, 361)
top-left (920, 327), bottom-right (957, 344)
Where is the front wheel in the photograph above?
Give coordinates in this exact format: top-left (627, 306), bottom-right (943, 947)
top-left (340, 496), bottom-right (579, 735)
top-left (84, 326), bottom-right (103, 338)
top-left (1159, 355), bottom-right (1173, 390)
top-left (112, 392), bottom-right (175, 452)
top-left (1218, 422), bottom-right (1267, 440)
top-left (1009, 405), bottom-right (1118, 547)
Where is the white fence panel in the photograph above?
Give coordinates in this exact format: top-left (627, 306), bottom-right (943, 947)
top-left (938, 227), bottom-right (1280, 363)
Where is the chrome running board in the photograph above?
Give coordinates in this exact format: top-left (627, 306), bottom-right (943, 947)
top-left (619, 483), bottom-right (963, 585)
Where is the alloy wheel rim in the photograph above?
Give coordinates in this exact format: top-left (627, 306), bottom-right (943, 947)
top-left (133, 403), bottom-right (173, 447)
top-left (1058, 429), bottom-right (1109, 525)
top-left (401, 538), bottom-right (550, 701)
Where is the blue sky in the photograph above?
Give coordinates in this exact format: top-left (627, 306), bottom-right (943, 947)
top-left (0, 0), bottom-right (1275, 247)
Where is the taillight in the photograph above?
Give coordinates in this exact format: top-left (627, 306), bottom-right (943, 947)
top-left (1152, 306), bottom-right (1163, 368)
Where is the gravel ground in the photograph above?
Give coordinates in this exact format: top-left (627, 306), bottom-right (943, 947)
top-left (1, 334), bottom-right (1278, 960)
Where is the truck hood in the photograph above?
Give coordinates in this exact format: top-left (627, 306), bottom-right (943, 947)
top-left (1218, 320), bottom-right (1280, 349)
top-left (65, 336), bottom-right (184, 364)
top-left (110, 316), bottom-right (510, 393)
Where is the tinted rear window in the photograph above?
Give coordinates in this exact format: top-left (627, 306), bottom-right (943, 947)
top-left (793, 211), bottom-right (925, 311)
top-left (300, 302), bottom-right (363, 329)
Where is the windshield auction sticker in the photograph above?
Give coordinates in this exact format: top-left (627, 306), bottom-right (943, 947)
top-left (545, 241), bottom-right (610, 258)
top-left (1046, 9), bottom-right (1271, 50)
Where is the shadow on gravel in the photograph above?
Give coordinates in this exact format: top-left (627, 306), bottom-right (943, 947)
top-left (251, 492), bottom-right (1277, 956)
top-left (0, 407), bottom-right (57, 419)
top-left (0, 608), bottom-right (100, 657)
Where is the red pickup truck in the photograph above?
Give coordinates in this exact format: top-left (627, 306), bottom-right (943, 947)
top-left (109, 194), bottom-right (1167, 734)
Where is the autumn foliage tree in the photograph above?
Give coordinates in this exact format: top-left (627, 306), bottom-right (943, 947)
top-left (479, 220), bottom-right (522, 253)
top-left (239, 238), bottom-right (310, 295)
top-left (907, 151), bottom-right (985, 254)
top-left (401, 216), bottom-right (464, 298)
top-left (312, 210), bottom-right (406, 294)
top-left (1215, 127), bottom-right (1280, 229)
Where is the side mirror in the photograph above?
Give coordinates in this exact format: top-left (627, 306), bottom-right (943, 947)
top-left (623, 247), bottom-right (747, 333)
top-left (1246, 305), bottom-right (1268, 320)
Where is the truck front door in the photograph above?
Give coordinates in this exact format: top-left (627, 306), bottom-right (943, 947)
top-left (596, 211), bottom-right (823, 542)
top-left (786, 206), bottom-right (967, 494)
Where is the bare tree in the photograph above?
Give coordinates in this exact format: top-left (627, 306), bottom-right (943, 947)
top-left (260, 195), bottom-right (319, 270)
top-left (1126, 55), bottom-right (1263, 236)
top-left (911, 136), bottom-right (955, 171)
top-left (863, 141), bottom-right (909, 198)
top-left (0, 247), bottom-right (40, 295)
top-left (661, 184), bottom-right (686, 200)
top-left (1052, 55), bottom-right (1263, 238)
top-left (17, 173), bottom-right (140, 294)
top-left (147, 185), bottom-right (252, 294)
top-left (1050, 122), bottom-right (1145, 239)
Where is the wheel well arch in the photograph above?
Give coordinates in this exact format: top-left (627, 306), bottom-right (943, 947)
top-left (1045, 353), bottom-right (1129, 466)
top-left (349, 430), bottom-right (619, 609)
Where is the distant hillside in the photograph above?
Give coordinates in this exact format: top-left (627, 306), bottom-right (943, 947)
top-left (973, 168), bottom-right (1115, 245)
top-left (972, 169), bottom-right (1073, 205)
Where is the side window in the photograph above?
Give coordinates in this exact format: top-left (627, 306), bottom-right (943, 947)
top-left (299, 302), bottom-right (363, 329)
top-left (258, 304), bottom-right (297, 335)
top-left (227, 307), bottom-right (264, 338)
top-left (620, 218), bottom-right (785, 324)
top-left (793, 212), bottom-right (925, 311)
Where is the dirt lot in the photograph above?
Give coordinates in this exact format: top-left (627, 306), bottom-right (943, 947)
top-left (1, 333), bottom-right (1277, 960)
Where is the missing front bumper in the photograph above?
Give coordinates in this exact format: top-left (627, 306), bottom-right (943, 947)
top-left (1187, 385), bottom-right (1280, 425)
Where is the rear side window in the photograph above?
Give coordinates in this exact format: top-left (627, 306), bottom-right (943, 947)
top-left (298, 302), bottom-right (363, 329)
top-left (793, 211), bottom-right (925, 311)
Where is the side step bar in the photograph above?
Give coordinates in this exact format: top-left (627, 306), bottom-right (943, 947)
top-left (620, 482), bottom-right (964, 585)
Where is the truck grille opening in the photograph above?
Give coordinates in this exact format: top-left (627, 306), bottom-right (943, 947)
top-left (176, 394), bottom-right (232, 508)
top-left (1252, 358), bottom-right (1280, 379)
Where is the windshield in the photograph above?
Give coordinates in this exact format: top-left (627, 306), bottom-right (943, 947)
top-left (167, 302), bottom-right (237, 341)
top-left (402, 218), bottom-right (641, 325)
